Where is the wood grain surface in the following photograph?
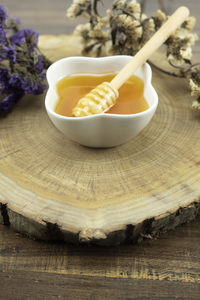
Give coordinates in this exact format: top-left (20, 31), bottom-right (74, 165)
top-left (1, 0), bottom-right (200, 299)
top-left (0, 33), bottom-right (200, 245)
top-left (1, 217), bottom-right (200, 299)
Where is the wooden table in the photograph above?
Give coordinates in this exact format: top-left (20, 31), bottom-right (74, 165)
top-left (1, 1), bottom-right (200, 299)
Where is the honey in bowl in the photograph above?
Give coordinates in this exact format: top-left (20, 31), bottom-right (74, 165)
top-left (55, 73), bottom-right (148, 117)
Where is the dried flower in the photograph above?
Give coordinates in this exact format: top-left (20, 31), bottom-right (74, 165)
top-left (66, 0), bottom-right (92, 19)
top-left (189, 77), bottom-right (200, 98)
top-left (10, 28), bottom-right (39, 51)
top-left (191, 99), bottom-right (200, 111)
top-left (72, 2), bottom-right (110, 56)
top-left (182, 16), bottom-right (196, 31)
top-left (67, 0), bottom-right (200, 110)
top-left (74, 23), bottom-right (90, 36)
top-left (0, 4), bottom-right (7, 24)
top-left (166, 24), bottom-right (198, 66)
top-left (113, 0), bottom-right (126, 10)
top-left (140, 18), bottom-right (155, 46)
top-left (0, 5), bottom-right (50, 116)
top-left (154, 9), bottom-right (167, 30)
top-left (126, 0), bottom-right (141, 20)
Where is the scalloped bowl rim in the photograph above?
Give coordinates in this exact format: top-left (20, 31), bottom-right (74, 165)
top-left (45, 55), bottom-right (158, 120)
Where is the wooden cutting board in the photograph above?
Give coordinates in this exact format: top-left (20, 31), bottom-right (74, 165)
top-left (0, 35), bottom-right (199, 245)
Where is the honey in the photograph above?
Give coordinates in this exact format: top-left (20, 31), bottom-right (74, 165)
top-left (55, 73), bottom-right (148, 117)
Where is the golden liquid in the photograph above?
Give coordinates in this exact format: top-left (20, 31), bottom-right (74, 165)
top-left (55, 73), bottom-right (148, 117)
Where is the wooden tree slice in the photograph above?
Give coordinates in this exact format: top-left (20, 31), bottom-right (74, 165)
top-left (0, 35), bottom-right (200, 245)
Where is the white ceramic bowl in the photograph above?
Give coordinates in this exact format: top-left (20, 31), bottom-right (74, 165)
top-left (45, 56), bottom-right (158, 148)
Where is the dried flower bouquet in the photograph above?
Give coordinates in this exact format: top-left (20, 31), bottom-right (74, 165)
top-left (67, 0), bottom-right (200, 110)
top-left (0, 5), bottom-right (50, 115)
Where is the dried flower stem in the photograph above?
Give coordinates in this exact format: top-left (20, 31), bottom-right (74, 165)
top-left (148, 60), bottom-right (184, 78)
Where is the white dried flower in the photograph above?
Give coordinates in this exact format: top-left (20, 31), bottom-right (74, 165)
top-left (141, 18), bottom-right (155, 45)
top-left (182, 16), bottom-right (196, 31)
top-left (67, 3), bottom-right (80, 18)
top-left (192, 99), bottom-right (200, 110)
top-left (141, 13), bottom-right (147, 21)
top-left (82, 11), bottom-right (91, 19)
top-left (167, 54), bottom-right (184, 66)
top-left (180, 47), bottom-right (192, 60)
top-left (126, 0), bottom-right (141, 20)
top-left (118, 14), bottom-right (128, 24)
top-left (172, 27), bottom-right (198, 42)
top-left (94, 16), bottom-right (108, 30)
top-left (66, 0), bottom-right (91, 19)
top-left (117, 15), bottom-right (142, 38)
top-left (113, 0), bottom-right (126, 9)
top-left (89, 29), bottom-right (109, 39)
top-left (155, 9), bottom-right (167, 22)
top-left (154, 9), bottom-right (167, 28)
top-left (189, 78), bottom-right (200, 97)
top-left (74, 23), bottom-right (91, 35)
top-left (187, 33), bottom-right (198, 46)
top-left (167, 31), bottom-right (198, 65)
top-left (106, 9), bottom-right (112, 19)
top-left (148, 18), bottom-right (155, 32)
top-left (130, 20), bottom-right (143, 38)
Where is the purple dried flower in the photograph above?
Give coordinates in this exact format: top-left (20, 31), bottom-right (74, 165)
top-left (0, 94), bottom-right (14, 112)
top-left (22, 77), bottom-right (46, 95)
top-left (9, 29), bottom-right (26, 45)
top-left (0, 28), bottom-right (6, 45)
top-left (0, 44), bottom-right (16, 63)
top-left (0, 4), bottom-right (7, 25)
top-left (0, 69), bottom-right (22, 94)
top-left (0, 45), bottom-right (8, 61)
top-left (0, 5), bottom-right (7, 45)
top-left (14, 17), bottom-right (21, 26)
top-left (9, 73), bottom-right (23, 89)
top-left (10, 28), bottom-right (39, 51)
top-left (0, 5), bottom-right (50, 115)
top-left (0, 94), bottom-right (16, 112)
top-left (35, 55), bottom-right (44, 74)
top-left (7, 46), bottom-right (16, 63)
top-left (0, 90), bottom-right (24, 115)
top-left (0, 67), bottom-right (8, 79)
top-left (0, 68), bottom-right (9, 90)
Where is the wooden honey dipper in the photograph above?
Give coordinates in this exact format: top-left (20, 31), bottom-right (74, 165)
top-left (72, 6), bottom-right (189, 117)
